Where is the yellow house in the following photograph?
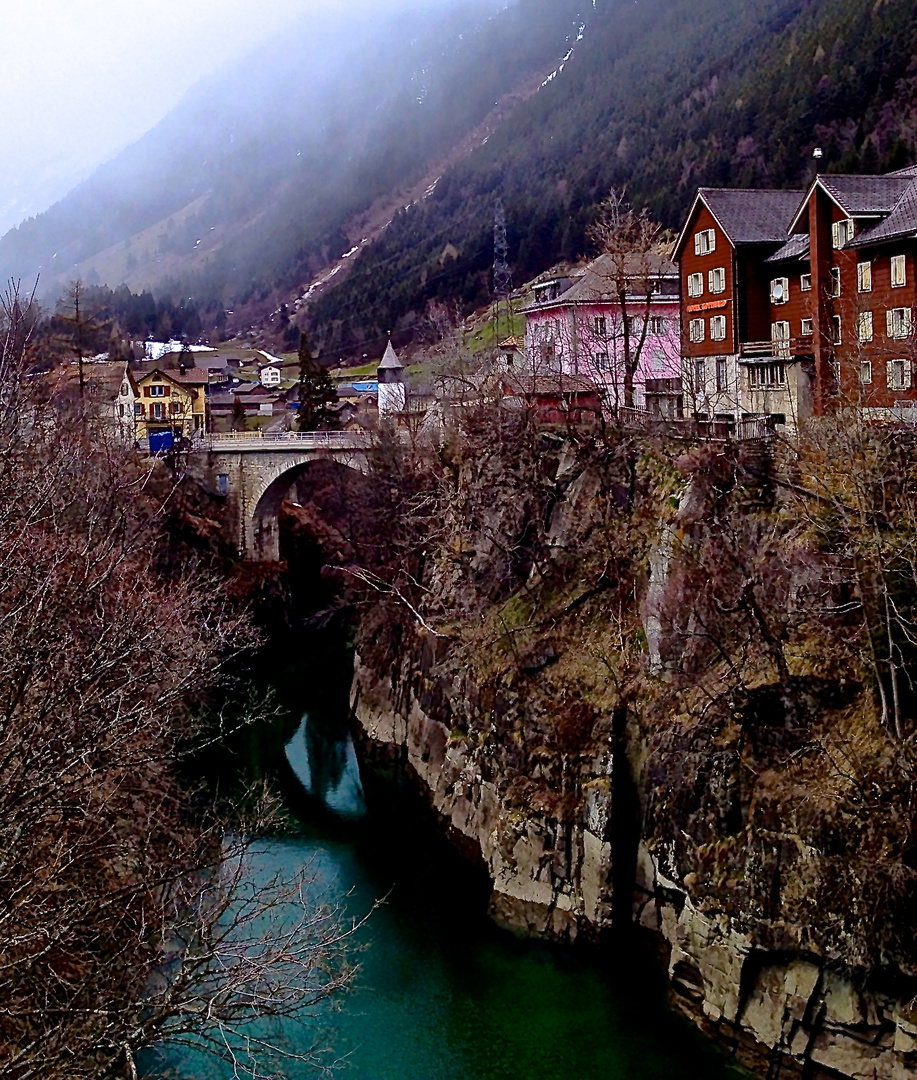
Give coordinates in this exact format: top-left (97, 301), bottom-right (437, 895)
top-left (133, 367), bottom-right (208, 442)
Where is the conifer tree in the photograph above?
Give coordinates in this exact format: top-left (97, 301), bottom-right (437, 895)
top-left (296, 331), bottom-right (338, 431)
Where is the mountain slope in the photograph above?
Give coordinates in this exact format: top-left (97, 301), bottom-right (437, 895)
top-left (5, 0), bottom-right (917, 360)
top-left (0, 0), bottom-right (585, 304)
top-left (308, 0), bottom-right (917, 356)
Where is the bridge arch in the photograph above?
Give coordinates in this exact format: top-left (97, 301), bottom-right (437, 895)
top-left (188, 433), bottom-right (371, 561)
top-left (244, 448), bottom-right (370, 562)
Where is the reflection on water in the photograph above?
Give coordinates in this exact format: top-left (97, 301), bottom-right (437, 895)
top-left (145, 675), bottom-right (742, 1080)
top-left (286, 711), bottom-right (365, 818)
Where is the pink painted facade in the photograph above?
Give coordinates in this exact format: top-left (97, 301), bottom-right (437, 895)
top-left (521, 254), bottom-right (682, 416)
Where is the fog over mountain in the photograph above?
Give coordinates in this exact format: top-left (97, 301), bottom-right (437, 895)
top-left (0, 0), bottom-right (530, 298)
top-left (4, 0), bottom-right (917, 358)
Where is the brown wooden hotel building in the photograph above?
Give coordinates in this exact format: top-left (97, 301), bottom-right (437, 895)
top-left (675, 165), bottom-right (917, 431)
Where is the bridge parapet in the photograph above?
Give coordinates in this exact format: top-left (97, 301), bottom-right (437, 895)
top-left (192, 430), bottom-right (370, 453)
top-left (186, 429), bottom-right (371, 560)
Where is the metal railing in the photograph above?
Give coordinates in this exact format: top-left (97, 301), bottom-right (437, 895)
top-left (190, 430), bottom-right (368, 451)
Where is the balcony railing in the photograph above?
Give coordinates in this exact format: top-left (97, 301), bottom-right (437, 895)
top-left (740, 335), bottom-right (813, 359)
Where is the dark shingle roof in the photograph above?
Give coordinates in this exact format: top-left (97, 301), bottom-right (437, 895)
top-left (561, 253), bottom-right (677, 303)
top-left (764, 234), bottom-right (810, 264)
top-left (849, 179), bottom-right (917, 248)
top-left (700, 188), bottom-right (804, 245)
top-left (819, 174), bottom-right (912, 216)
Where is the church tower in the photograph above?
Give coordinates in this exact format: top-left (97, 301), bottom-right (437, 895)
top-left (377, 338), bottom-right (406, 417)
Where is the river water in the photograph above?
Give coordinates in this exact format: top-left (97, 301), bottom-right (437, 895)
top-left (146, 658), bottom-right (742, 1080)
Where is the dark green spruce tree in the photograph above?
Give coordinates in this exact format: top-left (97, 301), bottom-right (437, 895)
top-left (296, 331), bottom-right (338, 431)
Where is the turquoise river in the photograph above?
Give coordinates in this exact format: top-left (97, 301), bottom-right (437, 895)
top-left (143, 652), bottom-right (743, 1080)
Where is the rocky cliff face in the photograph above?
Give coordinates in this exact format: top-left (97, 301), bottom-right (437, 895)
top-left (348, 427), bottom-right (917, 1080)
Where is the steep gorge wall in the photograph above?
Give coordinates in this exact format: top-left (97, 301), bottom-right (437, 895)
top-left (349, 431), bottom-right (917, 1080)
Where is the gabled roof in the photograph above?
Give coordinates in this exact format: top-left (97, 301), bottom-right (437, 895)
top-left (787, 171), bottom-right (917, 233)
top-left (378, 340), bottom-right (402, 370)
top-left (502, 374), bottom-right (599, 397)
top-left (136, 366), bottom-right (209, 387)
top-left (561, 253), bottom-right (677, 304)
top-left (764, 234), bottom-right (810, 264)
top-left (50, 360), bottom-right (130, 403)
top-left (848, 178), bottom-right (917, 248)
top-left (521, 253), bottom-right (676, 312)
top-left (675, 188), bottom-right (804, 256)
top-left (818, 174), bottom-right (912, 216)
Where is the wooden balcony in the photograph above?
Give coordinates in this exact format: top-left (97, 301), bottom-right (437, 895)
top-left (740, 335), bottom-right (813, 359)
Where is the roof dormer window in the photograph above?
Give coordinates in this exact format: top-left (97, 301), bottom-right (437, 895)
top-left (832, 218), bottom-right (855, 248)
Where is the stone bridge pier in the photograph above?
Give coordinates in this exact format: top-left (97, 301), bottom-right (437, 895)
top-left (186, 432), bottom-right (370, 561)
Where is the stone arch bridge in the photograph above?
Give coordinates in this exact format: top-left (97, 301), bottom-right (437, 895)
top-left (187, 431), bottom-right (371, 561)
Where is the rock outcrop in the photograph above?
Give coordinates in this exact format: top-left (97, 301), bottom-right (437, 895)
top-left (346, 428), bottom-right (917, 1080)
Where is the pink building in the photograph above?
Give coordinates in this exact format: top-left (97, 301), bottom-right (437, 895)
top-left (520, 253), bottom-right (683, 417)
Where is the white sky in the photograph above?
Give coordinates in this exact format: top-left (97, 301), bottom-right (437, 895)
top-left (0, 0), bottom-right (471, 234)
top-left (3, 0), bottom-right (325, 164)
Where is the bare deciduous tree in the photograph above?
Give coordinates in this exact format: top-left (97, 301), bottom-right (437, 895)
top-left (0, 282), bottom-right (357, 1079)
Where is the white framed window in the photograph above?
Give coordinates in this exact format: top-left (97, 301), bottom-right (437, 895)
top-left (770, 277), bottom-right (789, 304)
top-left (171, 401), bottom-right (182, 414)
top-left (689, 318), bottom-right (705, 343)
top-left (800, 317), bottom-right (813, 336)
top-left (648, 316), bottom-right (667, 335)
top-left (149, 384), bottom-right (165, 397)
top-left (857, 261), bottom-right (872, 292)
top-left (687, 272), bottom-right (703, 297)
top-left (749, 363), bottom-right (786, 387)
top-left (771, 320), bottom-right (790, 355)
top-left (832, 218), bottom-right (855, 248)
top-left (694, 358), bottom-right (706, 390)
top-left (829, 267), bottom-right (841, 296)
top-left (859, 361), bottom-right (872, 385)
top-left (857, 311), bottom-right (873, 342)
top-left (888, 359), bottom-right (912, 390)
top-left (594, 316), bottom-right (606, 336)
top-left (800, 272), bottom-right (812, 291)
top-left (892, 254), bottom-right (907, 287)
top-left (708, 267), bottom-right (726, 294)
top-left (694, 228), bottom-right (716, 255)
top-left (832, 315), bottom-right (842, 344)
top-left (134, 402), bottom-right (143, 417)
top-left (887, 307), bottom-right (912, 339)
top-left (152, 402), bottom-right (164, 419)
top-left (716, 357), bottom-right (728, 392)
top-left (595, 351), bottom-right (610, 371)
top-left (710, 315), bottom-right (727, 340)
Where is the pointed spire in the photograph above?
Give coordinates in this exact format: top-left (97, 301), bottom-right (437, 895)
top-left (379, 337), bottom-right (402, 371)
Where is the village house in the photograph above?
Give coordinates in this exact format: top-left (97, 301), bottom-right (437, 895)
top-left (259, 363), bottom-right (283, 388)
top-left (676, 164), bottom-right (917, 431)
top-left (521, 254), bottom-right (682, 417)
top-left (133, 367), bottom-right (208, 442)
top-left (49, 359), bottom-right (136, 442)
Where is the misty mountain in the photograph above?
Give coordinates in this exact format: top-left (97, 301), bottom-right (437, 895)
top-left (0, 0), bottom-right (584, 305)
top-left (310, 0), bottom-right (917, 356)
top-left (4, 0), bottom-right (917, 358)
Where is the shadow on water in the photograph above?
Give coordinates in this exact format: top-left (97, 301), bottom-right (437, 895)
top-left (150, 623), bottom-right (747, 1080)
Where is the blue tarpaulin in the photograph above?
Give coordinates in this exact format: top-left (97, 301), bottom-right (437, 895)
top-left (148, 430), bottom-right (175, 453)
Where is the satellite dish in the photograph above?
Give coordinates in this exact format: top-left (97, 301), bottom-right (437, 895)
top-left (772, 282), bottom-right (785, 301)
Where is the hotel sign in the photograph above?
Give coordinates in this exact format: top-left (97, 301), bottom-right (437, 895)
top-left (686, 299), bottom-right (729, 313)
